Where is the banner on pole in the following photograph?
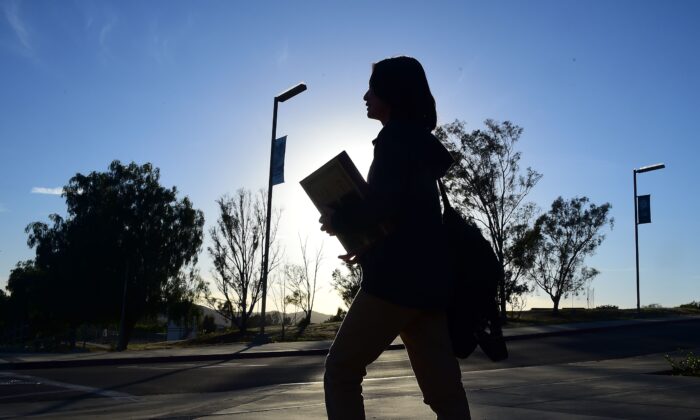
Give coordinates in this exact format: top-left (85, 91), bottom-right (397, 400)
top-left (271, 136), bottom-right (287, 186)
top-left (637, 194), bottom-right (651, 224)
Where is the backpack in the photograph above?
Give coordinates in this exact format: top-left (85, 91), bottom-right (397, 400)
top-left (438, 179), bottom-right (508, 361)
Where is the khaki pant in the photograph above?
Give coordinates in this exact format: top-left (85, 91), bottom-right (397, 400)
top-left (324, 289), bottom-right (470, 419)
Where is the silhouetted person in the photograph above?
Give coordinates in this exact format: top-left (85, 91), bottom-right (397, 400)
top-left (320, 56), bottom-right (470, 419)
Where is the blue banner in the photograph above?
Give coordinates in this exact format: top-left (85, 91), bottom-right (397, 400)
top-left (271, 136), bottom-right (287, 186)
top-left (637, 194), bottom-right (651, 224)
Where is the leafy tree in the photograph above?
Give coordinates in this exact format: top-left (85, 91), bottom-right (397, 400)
top-left (22, 214), bottom-right (79, 340)
top-left (163, 266), bottom-right (208, 327)
top-left (207, 190), bottom-right (281, 333)
top-left (330, 262), bottom-right (362, 309)
top-left (325, 308), bottom-right (347, 323)
top-left (0, 289), bottom-right (7, 332)
top-left (527, 196), bottom-right (613, 314)
top-left (435, 119), bottom-right (542, 318)
top-left (4, 261), bottom-right (57, 342)
top-left (26, 161), bottom-right (204, 350)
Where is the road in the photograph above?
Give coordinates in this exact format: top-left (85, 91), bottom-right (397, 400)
top-left (1, 319), bottom-right (699, 418)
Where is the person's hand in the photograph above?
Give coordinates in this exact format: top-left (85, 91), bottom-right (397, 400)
top-left (338, 252), bottom-right (359, 264)
top-left (319, 206), bottom-right (336, 236)
top-left (338, 243), bottom-right (370, 265)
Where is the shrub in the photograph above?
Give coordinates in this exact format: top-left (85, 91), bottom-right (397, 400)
top-left (325, 308), bottom-right (347, 323)
top-left (595, 304), bottom-right (619, 310)
top-left (200, 315), bottom-right (216, 334)
top-left (679, 301), bottom-right (700, 310)
top-left (665, 351), bottom-right (700, 377)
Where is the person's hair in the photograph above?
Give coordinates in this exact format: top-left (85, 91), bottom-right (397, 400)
top-left (369, 56), bottom-right (437, 131)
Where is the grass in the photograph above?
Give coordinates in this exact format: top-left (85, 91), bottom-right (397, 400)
top-left (125, 305), bottom-right (700, 351)
top-left (506, 306), bottom-right (700, 328)
top-left (126, 322), bottom-right (342, 350)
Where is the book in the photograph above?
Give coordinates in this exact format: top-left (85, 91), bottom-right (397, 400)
top-left (300, 151), bottom-right (383, 253)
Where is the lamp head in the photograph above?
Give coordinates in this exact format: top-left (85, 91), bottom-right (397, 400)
top-left (276, 83), bottom-right (307, 102)
top-left (635, 163), bottom-right (666, 174)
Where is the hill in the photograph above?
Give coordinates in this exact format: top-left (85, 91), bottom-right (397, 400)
top-left (196, 305), bottom-right (332, 327)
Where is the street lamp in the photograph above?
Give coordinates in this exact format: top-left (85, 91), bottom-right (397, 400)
top-left (257, 83), bottom-right (306, 342)
top-left (633, 162), bottom-right (665, 314)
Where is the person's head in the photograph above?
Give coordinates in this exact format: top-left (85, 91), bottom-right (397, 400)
top-left (363, 56), bottom-right (437, 131)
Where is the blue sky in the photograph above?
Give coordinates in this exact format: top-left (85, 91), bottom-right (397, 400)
top-left (1, 0), bottom-right (698, 314)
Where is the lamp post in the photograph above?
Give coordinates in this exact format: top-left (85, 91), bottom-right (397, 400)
top-left (633, 163), bottom-right (665, 314)
top-left (257, 83), bottom-right (306, 341)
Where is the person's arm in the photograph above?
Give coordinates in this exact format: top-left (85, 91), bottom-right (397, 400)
top-left (329, 127), bottom-right (418, 239)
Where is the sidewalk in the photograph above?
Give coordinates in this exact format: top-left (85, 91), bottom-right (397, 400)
top-left (201, 350), bottom-right (700, 419)
top-left (1, 315), bottom-right (698, 370)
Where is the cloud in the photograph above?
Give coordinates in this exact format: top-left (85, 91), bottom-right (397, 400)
top-left (31, 187), bottom-right (64, 195)
top-left (2, 0), bottom-right (33, 56)
top-left (99, 19), bottom-right (115, 48)
top-left (96, 16), bottom-right (118, 64)
top-left (148, 18), bottom-right (169, 64)
top-left (0, 203), bottom-right (7, 212)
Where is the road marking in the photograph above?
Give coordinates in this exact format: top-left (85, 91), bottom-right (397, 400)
top-left (0, 378), bottom-right (41, 386)
top-left (202, 363), bottom-right (269, 368)
top-left (278, 374), bottom-right (418, 387)
top-left (0, 389), bottom-right (74, 401)
top-left (115, 362), bottom-right (269, 370)
top-left (116, 362), bottom-right (201, 369)
top-left (117, 366), bottom-right (183, 370)
top-left (212, 402), bottom-right (327, 416)
top-left (0, 372), bottom-right (139, 401)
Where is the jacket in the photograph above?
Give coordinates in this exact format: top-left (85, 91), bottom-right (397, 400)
top-left (334, 120), bottom-right (454, 309)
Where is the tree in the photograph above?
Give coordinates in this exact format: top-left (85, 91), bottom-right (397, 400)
top-left (163, 265), bottom-right (208, 328)
top-left (269, 271), bottom-right (289, 339)
top-left (285, 237), bottom-right (323, 329)
top-left (26, 161), bottom-right (204, 350)
top-left (435, 119), bottom-right (542, 317)
top-left (527, 196), bottom-right (613, 314)
top-left (207, 190), bottom-right (281, 334)
top-left (330, 262), bottom-right (362, 309)
top-left (0, 289), bottom-right (7, 332)
top-left (5, 260), bottom-right (58, 339)
top-left (325, 308), bottom-right (347, 323)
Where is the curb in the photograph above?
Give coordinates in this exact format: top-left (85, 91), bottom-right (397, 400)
top-left (503, 316), bottom-right (700, 341)
top-left (0, 344), bottom-right (403, 370)
top-left (2, 317), bottom-right (698, 371)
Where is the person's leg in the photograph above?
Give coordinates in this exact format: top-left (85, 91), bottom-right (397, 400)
top-left (324, 289), bottom-right (420, 420)
top-left (400, 310), bottom-right (471, 420)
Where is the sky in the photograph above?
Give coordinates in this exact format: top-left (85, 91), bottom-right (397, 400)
top-left (1, 0), bottom-right (699, 316)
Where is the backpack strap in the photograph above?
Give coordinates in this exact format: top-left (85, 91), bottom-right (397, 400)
top-left (437, 179), bottom-right (452, 211)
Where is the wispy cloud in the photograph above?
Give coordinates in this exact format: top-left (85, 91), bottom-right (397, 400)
top-left (0, 203), bottom-right (7, 213)
top-left (149, 18), bottom-right (169, 64)
top-left (75, 1), bottom-right (119, 65)
top-left (2, 0), bottom-right (33, 56)
top-left (99, 19), bottom-right (115, 48)
top-left (97, 16), bottom-right (117, 64)
top-left (31, 187), bottom-right (64, 195)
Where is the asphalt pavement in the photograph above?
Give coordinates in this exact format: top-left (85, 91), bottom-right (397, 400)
top-left (203, 351), bottom-right (700, 419)
top-left (1, 316), bottom-right (699, 419)
top-left (2, 315), bottom-right (698, 370)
